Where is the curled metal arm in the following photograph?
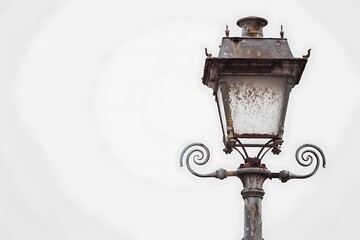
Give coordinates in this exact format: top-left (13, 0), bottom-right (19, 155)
top-left (273, 144), bottom-right (326, 183)
top-left (180, 143), bottom-right (235, 180)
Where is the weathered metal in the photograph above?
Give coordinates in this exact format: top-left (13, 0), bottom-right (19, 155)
top-left (236, 16), bottom-right (268, 38)
top-left (226, 138), bottom-right (281, 160)
top-left (237, 168), bottom-right (271, 240)
top-left (180, 16), bottom-right (326, 240)
top-left (179, 143), bottom-right (235, 179)
top-left (180, 143), bottom-right (325, 182)
top-left (271, 144), bottom-right (326, 182)
top-left (202, 16), bottom-right (309, 154)
top-left (180, 142), bottom-right (325, 239)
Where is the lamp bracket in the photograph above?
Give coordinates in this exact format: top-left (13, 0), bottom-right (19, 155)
top-left (224, 138), bottom-right (283, 161)
top-left (180, 143), bottom-right (325, 182)
top-left (179, 143), bottom-right (236, 180)
top-left (271, 144), bottom-right (326, 182)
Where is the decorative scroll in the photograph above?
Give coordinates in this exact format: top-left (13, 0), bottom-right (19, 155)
top-left (179, 143), bottom-right (231, 180)
top-left (276, 144), bottom-right (326, 183)
top-left (180, 142), bottom-right (325, 183)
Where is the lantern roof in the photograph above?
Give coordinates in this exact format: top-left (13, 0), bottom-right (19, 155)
top-left (202, 16), bottom-right (309, 91)
top-left (218, 38), bottom-right (294, 58)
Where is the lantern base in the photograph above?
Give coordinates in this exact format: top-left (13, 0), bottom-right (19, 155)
top-left (223, 138), bottom-right (283, 163)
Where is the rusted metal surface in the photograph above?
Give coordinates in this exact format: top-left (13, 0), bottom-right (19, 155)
top-left (180, 142), bottom-right (326, 240)
top-left (180, 15), bottom-right (325, 240)
top-left (203, 58), bottom-right (307, 91)
top-left (218, 38), bottom-right (295, 58)
top-left (237, 168), bottom-right (271, 240)
top-left (223, 138), bottom-right (281, 163)
top-left (273, 144), bottom-right (326, 183)
top-left (179, 143), bottom-right (236, 180)
top-left (202, 16), bottom-right (308, 152)
top-left (237, 16), bottom-right (268, 38)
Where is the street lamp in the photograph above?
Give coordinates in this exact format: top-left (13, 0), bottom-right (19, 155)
top-left (180, 16), bottom-right (325, 240)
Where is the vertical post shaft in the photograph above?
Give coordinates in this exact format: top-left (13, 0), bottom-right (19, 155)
top-left (237, 168), bottom-right (271, 240)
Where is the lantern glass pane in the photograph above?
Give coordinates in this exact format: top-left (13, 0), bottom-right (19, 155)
top-left (216, 86), bottom-right (227, 137)
top-left (227, 76), bottom-right (287, 137)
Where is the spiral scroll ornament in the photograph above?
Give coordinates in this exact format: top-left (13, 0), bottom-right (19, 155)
top-left (295, 144), bottom-right (326, 176)
top-left (179, 143), bottom-right (231, 180)
top-left (277, 144), bottom-right (326, 183)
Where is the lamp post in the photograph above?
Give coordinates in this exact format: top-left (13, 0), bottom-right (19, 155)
top-left (180, 16), bottom-right (326, 240)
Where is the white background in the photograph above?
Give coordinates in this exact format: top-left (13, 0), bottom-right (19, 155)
top-left (1, 0), bottom-right (359, 239)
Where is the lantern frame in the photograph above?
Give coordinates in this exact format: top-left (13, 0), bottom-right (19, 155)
top-left (202, 18), bottom-right (308, 154)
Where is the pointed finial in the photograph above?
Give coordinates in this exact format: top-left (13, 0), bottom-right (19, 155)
top-left (280, 25), bottom-right (284, 38)
top-left (225, 25), bottom-right (230, 37)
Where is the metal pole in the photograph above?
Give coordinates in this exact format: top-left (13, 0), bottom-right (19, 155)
top-left (237, 168), bottom-right (271, 240)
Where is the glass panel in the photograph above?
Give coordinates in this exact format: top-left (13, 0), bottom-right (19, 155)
top-left (216, 86), bottom-right (227, 138)
top-left (227, 76), bottom-right (286, 137)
